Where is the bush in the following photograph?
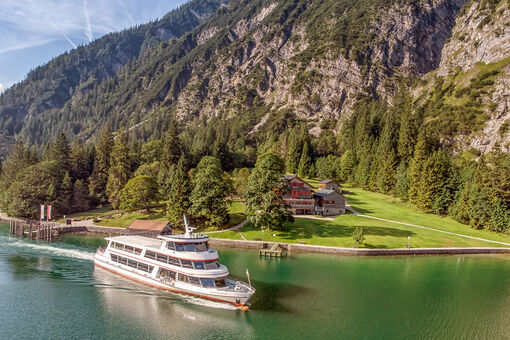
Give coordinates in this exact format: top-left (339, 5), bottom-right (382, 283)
top-left (352, 227), bottom-right (365, 247)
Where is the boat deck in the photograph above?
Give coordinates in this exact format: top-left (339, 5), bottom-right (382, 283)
top-left (106, 235), bottom-right (163, 249)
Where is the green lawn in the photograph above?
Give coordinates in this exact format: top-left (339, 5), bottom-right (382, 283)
top-left (212, 184), bottom-right (510, 248)
top-left (344, 186), bottom-right (510, 244)
top-left (69, 200), bottom-right (246, 230)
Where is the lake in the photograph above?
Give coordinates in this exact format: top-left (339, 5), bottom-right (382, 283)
top-left (1, 223), bottom-right (509, 339)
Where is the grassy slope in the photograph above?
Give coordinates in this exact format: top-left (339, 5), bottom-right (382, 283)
top-left (213, 184), bottom-right (510, 248)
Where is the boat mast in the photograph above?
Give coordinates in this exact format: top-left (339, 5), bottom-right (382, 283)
top-left (183, 214), bottom-right (196, 238)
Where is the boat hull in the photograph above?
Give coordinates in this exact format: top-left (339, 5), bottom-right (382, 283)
top-left (94, 254), bottom-right (253, 308)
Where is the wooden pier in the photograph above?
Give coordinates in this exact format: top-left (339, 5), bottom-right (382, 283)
top-left (259, 243), bottom-right (285, 257)
top-left (9, 220), bottom-right (56, 242)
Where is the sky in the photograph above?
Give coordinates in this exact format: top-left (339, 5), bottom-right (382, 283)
top-left (0, 0), bottom-right (188, 93)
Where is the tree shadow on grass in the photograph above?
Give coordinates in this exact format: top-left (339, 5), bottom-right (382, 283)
top-left (343, 191), bottom-right (373, 214)
top-left (278, 221), bottom-right (416, 241)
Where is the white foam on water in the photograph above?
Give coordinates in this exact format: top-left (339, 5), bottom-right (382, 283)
top-left (2, 236), bottom-right (94, 261)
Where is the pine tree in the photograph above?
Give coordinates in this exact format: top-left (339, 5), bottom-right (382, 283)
top-left (415, 150), bottom-right (452, 212)
top-left (72, 179), bottom-right (90, 212)
top-left (70, 139), bottom-right (90, 181)
top-left (394, 161), bottom-right (410, 201)
top-left (297, 141), bottom-right (312, 178)
top-left (89, 127), bottom-right (114, 203)
top-left (161, 120), bottom-right (182, 170)
top-left (106, 128), bottom-right (131, 209)
top-left (408, 127), bottom-right (438, 205)
top-left (166, 156), bottom-right (191, 225)
top-left (45, 133), bottom-right (71, 173)
top-left (339, 150), bottom-right (356, 183)
top-left (57, 172), bottom-right (73, 214)
top-left (285, 128), bottom-right (300, 173)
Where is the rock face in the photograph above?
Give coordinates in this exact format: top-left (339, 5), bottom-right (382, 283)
top-left (0, 0), bottom-right (509, 154)
top-left (433, 0), bottom-right (510, 153)
top-left (175, 0), bottom-right (470, 131)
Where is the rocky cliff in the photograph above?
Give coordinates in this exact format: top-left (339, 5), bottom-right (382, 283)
top-left (0, 0), bottom-right (509, 155)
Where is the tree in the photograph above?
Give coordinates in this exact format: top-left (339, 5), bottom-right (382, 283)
top-left (44, 133), bottom-right (71, 169)
top-left (394, 161), bottom-right (410, 201)
top-left (232, 168), bottom-right (251, 197)
top-left (89, 127), bottom-right (114, 203)
top-left (119, 176), bottom-right (160, 212)
top-left (189, 156), bottom-right (231, 229)
top-left (106, 128), bottom-right (131, 209)
top-left (415, 150), bottom-right (452, 212)
top-left (339, 150), bottom-right (356, 182)
top-left (245, 152), bottom-right (293, 232)
top-left (72, 179), bottom-right (90, 212)
top-left (297, 141), bottom-right (313, 178)
top-left (352, 227), bottom-right (365, 247)
top-left (56, 172), bottom-right (73, 214)
top-left (70, 139), bottom-right (90, 181)
top-left (161, 120), bottom-right (182, 170)
top-left (166, 156), bottom-right (191, 225)
top-left (408, 128), bottom-right (438, 205)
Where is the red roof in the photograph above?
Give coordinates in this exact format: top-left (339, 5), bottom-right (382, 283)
top-left (127, 219), bottom-right (170, 232)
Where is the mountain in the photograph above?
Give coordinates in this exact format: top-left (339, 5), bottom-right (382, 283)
top-left (0, 0), bottom-right (227, 154)
top-left (0, 0), bottom-right (509, 155)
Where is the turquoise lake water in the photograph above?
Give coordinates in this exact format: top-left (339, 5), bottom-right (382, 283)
top-left (1, 223), bottom-right (510, 339)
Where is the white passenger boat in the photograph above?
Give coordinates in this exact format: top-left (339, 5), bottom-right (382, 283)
top-left (94, 218), bottom-right (255, 309)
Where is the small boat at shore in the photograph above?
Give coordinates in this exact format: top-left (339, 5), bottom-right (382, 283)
top-left (94, 217), bottom-right (255, 309)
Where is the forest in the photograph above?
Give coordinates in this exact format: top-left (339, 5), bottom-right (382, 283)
top-left (0, 89), bottom-right (508, 233)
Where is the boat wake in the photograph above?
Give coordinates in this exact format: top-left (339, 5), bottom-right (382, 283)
top-left (0, 235), bottom-right (94, 261)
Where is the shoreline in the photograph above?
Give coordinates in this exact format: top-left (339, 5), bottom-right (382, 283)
top-left (208, 238), bottom-right (510, 256)
top-left (2, 219), bottom-right (509, 257)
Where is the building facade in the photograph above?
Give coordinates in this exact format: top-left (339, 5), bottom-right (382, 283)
top-left (282, 175), bottom-right (315, 215)
top-left (283, 176), bottom-right (346, 216)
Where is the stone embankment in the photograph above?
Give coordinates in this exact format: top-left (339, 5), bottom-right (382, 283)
top-left (209, 238), bottom-right (510, 256)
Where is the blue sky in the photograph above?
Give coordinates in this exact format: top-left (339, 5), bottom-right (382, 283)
top-left (0, 0), bottom-right (188, 93)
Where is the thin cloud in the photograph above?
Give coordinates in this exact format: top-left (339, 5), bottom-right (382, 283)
top-left (83, 0), bottom-right (94, 42)
top-left (0, 84), bottom-right (4, 94)
top-left (118, 0), bottom-right (135, 26)
top-left (0, 39), bottom-right (58, 55)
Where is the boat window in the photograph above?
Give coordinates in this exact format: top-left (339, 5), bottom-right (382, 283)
top-left (134, 248), bottom-right (142, 255)
top-left (188, 276), bottom-right (200, 285)
top-left (194, 261), bottom-right (205, 270)
top-left (148, 265), bottom-right (154, 273)
top-left (110, 254), bottom-right (118, 262)
top-left (174, 243), bottom-right (184, 251)
top-left (215, 279), bottom-right (226, 288)
top-left (181, 260), bottom-right (193, 268)
top-left (204, 260), bottom-right (219, 270)
top-left (195, 243), bottom-right (208, 252)
top-left (125, 245), bottom-right (134, 253)
top-left (119, 257), bottom-right (128, 265)
top-left (200, 278), bottom-right (215, 287)
top-left (161, 269), bottom-right (176, 279)
top-left (145, 251), bottom-right (156, 260)
top-left (168, 257), bottom-right (180, 266)
top-left (166, 242), bottom-right (175, 250)
top-left (138, 263), bottom-right (149, 272)
top-left (156, 253), bottom-right (168, 263)
top-left (114, 242), bottom-right (124, 251)
top-left (184, 243), bottom-right (195, 252)
top-left (178, 273), bottom-right (188, 282)
top-left (128, 259), bottom-right (137, 268)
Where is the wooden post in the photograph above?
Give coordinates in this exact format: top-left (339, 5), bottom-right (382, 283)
top-left (36, 223), bottom-right (40, 240)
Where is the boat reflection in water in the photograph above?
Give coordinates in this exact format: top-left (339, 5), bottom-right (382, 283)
top-left (93, 265), bottom-right (255, 338)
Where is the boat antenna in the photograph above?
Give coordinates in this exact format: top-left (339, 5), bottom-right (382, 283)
top-left (183, 214), bottom-right (196, 237)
